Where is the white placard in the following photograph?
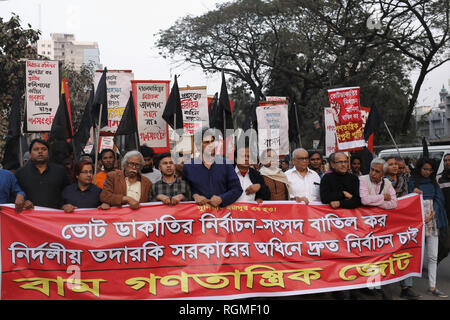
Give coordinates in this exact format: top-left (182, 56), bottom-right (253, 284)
top-left (94, 70), bottom-right (134, 133)
top-left (256, 104), bottom-right (289, 156)
top-left (179, 86), bottom-right (209, 136)
top-left (132, 81), bottom-right (170, 152)
top-left (25, 60), bottom-right (60, 132)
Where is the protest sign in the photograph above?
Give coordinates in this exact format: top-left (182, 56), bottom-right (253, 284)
top-left (179, 86), bottom-right (209, 136)
top-left (328, 87), bottom-right (365, 150)
top-left (25, 60), bottom-right (60, 132)
top-left (131, 80), bottom-right (170, 153)
top-left (256, 103), bottom-right (289, 156)
top-left (325, 106), bottom-right (371, 157)
top-left (1, 195), bottom-right (423, 300)
top-left (94, 70), bottom-right (134, 133)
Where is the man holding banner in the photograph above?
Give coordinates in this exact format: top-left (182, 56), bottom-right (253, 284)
top-left (182, 127), bottom-right (242, 208)
top-left (15, 139), bottom-right (70, 210)
top-left (320, 152), bottom-right (361, 210)
top-left (100, 150), bottom-right (152, 210)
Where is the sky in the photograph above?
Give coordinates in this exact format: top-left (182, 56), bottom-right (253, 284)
top-left (1, 0), bottom-right (449, 106)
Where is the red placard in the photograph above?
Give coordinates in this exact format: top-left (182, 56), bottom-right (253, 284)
top-left (1, 195), bottom-right (423, 300)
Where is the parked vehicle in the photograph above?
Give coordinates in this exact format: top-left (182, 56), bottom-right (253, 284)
top-left (378, 145), bottom-right (450, 174)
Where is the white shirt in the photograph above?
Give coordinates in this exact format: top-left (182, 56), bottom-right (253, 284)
top-left (125, 178), bottom-right (141, 202)
top-left (235, 167), bottom-right (256, 202)
top-left (142, 169), bottom-right (162, 184)
top-left (285, 167), bottom-right (321, 202)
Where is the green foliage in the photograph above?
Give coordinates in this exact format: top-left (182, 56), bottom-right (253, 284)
top-left (61, 62), bottom-right (95, 133)
top-left (0, 14), bottom-right (41, 163)
top-left (156, 0), bottom-right (449, 150)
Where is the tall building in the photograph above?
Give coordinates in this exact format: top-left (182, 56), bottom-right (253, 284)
top-left (37, 33), bottom-right (102, 70)
top-left (415, 84), bottom-right (450, 140)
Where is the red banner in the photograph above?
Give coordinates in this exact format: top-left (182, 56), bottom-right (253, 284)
top-left (0, 195), bottom-right (423, 300)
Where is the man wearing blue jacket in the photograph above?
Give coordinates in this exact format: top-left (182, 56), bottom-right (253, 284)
top-left (182, 128), bottom-right (242, 208)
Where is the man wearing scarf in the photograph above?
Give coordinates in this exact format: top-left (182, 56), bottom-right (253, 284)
top-left (259, 148), bottom-right (290, 201)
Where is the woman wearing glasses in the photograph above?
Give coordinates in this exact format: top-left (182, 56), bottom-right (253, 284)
top-left (408, 157), bottom-right (449, 298)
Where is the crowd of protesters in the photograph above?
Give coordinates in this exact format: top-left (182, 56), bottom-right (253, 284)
top-left (1, 127), bottom-right (450, 300)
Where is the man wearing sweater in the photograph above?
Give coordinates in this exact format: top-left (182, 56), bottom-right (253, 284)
top-left (320, 152), bottom-right (361, 209)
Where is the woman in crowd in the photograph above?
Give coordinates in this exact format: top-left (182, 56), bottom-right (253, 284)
top-left (408, 158), bottom-right (449, 298)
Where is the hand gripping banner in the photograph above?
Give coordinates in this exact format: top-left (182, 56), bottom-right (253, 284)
top-left (0, 194), bottom-right (423, 300)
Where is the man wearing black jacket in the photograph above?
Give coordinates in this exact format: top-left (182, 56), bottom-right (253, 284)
top-left (320, 152), bottom-right (361, 209)
top-left (235, 146), bottom-right (270, 203)
top-left (320, 152), bottom-right (362, 300)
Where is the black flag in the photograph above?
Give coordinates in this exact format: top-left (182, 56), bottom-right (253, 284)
top-left (422, 136), bottom-right (429, 159)
top-left (91, 67), bottom-right (108, 128)
top-left (73, 85), bottom-right (94, 159)
top-left (114, 91), bottom-right (140, 155)
top-left (1, 86), bottom-right (25, 170)
top-left (288, 102), bottom-right (300, 146)
top-left (213, 71), bottom-right (234, 135)
top-left (49, 93), bottom-right (73, 143)
top-left (363, 104), bottom-right (383, 141)
top-left (208, 92), bottom-right (218, 128)
top-left (162, 75), bottom-right (183, 130)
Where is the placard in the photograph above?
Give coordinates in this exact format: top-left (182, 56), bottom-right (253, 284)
top-left (25, 60), bottom-right (60, 131)
top-left (256, 104), bottom-right (289, 156)
top-left (131, 80), bottom-right (170, 153)
top-left (328, 87), bottom-right (365, 150)
top-left (94, 70), bottom-right (134, 133)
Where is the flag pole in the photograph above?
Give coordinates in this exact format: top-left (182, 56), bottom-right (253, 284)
top-left (293, 102), bottom-right (302, 148)
top-left (383, 121), bottom-right (402, 158)
top-left (19, 82), bottom-right (27, 167)
top-left (94, 104), bottom-right (103, 180)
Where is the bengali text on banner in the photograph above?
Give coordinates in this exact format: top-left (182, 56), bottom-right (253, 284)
top-left (0, 194), bottom-right (424, 300)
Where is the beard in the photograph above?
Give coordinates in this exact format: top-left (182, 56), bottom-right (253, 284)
top-left (141, 166), bottom-right (154, 174)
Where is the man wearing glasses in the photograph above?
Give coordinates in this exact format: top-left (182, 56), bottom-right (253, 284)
top-left (286, 148), bottom-right (321, 204)
top-left (100, 150), bottom-right (152, 210)
top-left (62, 160), bottom-right (109, 212)
top-left (320, 152), bottom-right (361, 209)
top-left (182, 127), bottom-right (242, 208)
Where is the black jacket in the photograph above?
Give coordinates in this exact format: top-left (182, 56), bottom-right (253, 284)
top-left (320, 170), bottom-right (361, 209)
top-left (235, 166), bottom-right (271, 201)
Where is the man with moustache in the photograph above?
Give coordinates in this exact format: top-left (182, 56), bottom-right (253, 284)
top-left (234, 145), bottom-right (270, 203)
top-left (95, 148), bottom-right (118, 189)
top-left (15, 139), bottom-right (70, 209)
top-left (100, 150), bottom-right (152, 210)
top-left (62, 160), bottom-right (109, 213)
top-left (149, 153), bottom-right (191, 205)
top-left (140, 145), bottom-right (162, 184)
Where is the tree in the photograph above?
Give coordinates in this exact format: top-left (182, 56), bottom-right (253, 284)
top-left (61, 62), bottom-right (95, 133)
top-left (155, 0), bottom-right (282, 104)
top-left (367, 0), bottom-right (450, 133)
top-left (0, 14), bottom-right (40, 163)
